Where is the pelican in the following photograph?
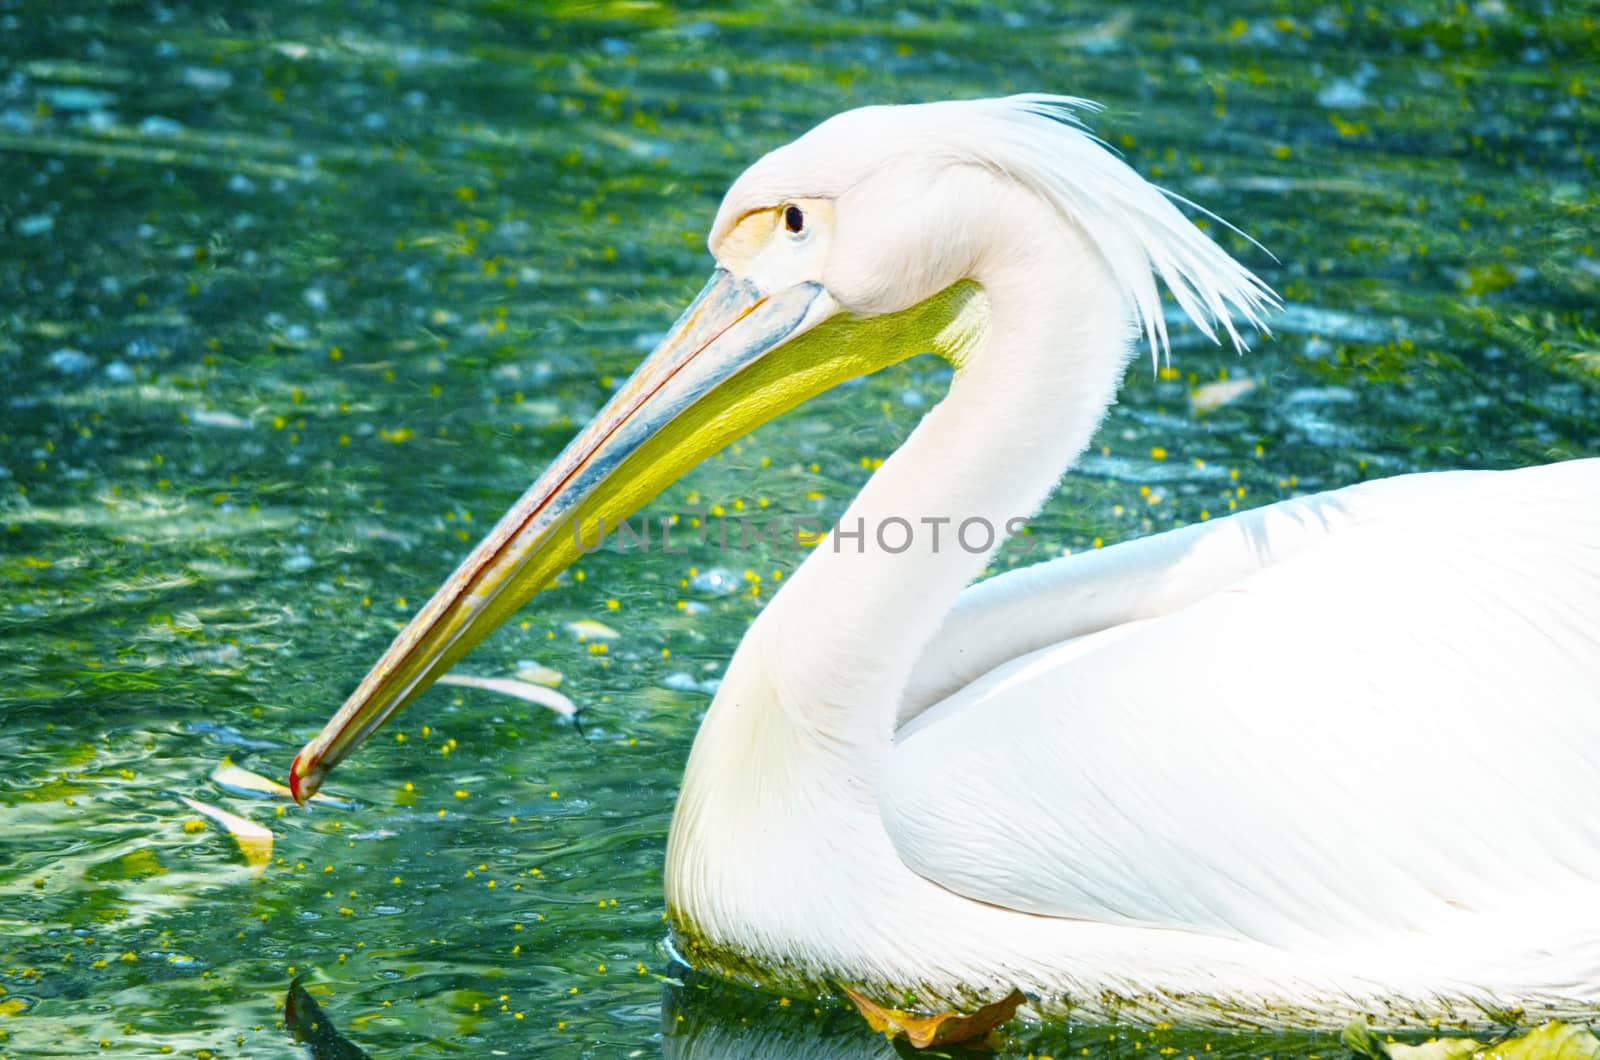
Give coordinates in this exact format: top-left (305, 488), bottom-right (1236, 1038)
top-left (290, 96), bottom-right (1600, 1029)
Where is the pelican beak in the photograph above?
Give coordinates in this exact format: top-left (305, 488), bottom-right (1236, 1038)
top-left (288, 264), bottom-right (986, 803)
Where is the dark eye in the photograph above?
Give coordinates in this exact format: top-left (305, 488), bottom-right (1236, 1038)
top-left (783, 205), bottom-right (805, 234)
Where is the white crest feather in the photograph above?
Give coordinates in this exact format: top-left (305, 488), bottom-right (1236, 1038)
top-left (923, 94), bottom-right (1279, 367)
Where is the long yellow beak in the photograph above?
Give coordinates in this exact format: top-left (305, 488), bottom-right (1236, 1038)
top-left (289, 268), bottom-right (986, 802)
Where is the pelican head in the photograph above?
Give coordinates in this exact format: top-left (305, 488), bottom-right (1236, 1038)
top-left (289, 94), bottom-right (1270, 802)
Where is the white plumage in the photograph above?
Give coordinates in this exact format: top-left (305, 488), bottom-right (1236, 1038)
top-left (663, 97), bottom-right (1600, 1023)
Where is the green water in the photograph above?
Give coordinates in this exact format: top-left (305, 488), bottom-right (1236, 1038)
top-left (3, 1), bottom-right (1597, 1056)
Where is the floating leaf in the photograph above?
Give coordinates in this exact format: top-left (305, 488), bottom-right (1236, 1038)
top-left (1190, 377), bottom-right (1257, 414)
top-left (284, 976), bottom-right (372, 1060)
top-left (513, 660), bottom-right (564, 687)
top-left (179, 796), bottom-right (272, 870)
top-left (565, 619), bottom-right (619, 642)
top-left (845, 987), bottom-right (1025, 1049)
top-left (436, 673), bottom-right (577, 717)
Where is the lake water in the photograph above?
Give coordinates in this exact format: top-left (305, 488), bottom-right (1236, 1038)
top-left (3, 2), bottom-right (1597, 1057)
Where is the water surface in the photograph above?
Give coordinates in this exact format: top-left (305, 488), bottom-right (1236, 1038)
top-left (3, 1), bottom-right (1597, 1056)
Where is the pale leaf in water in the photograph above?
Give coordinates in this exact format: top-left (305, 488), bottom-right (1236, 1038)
top-left (565, 619), bottom-right (620, 641)
top-left (179, 796), bottom-right (273, 870)
top-left (211, 761), bottom-right (354, 807)
top-left (1343, 1019), bottom-right (1600, 1059)
top-left (1190, 377), bottom-right (1257, 414)
top-left (436, 673), bottom-right (577, 717)
top-left (514, 661), bottom-right (564, 687)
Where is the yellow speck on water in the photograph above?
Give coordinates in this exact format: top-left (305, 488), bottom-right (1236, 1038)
top-left (1151, 446), bottom-right (1167, 460)
top-left (605, 599), bottom-right (620, 610)
top-left (454, 789), bottom-right (469, 799)
top-left (1093, 537), bottom-right (1103, 549)
top-left (183, 818), bottom-right (206, 834)
top-left (549, 790), bottom-right (559, 799)
top-left (597, 963), bottom-right (606, 973)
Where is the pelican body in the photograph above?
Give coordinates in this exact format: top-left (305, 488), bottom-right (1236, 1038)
top-left (290, 97), bottom-right (1600, 1026)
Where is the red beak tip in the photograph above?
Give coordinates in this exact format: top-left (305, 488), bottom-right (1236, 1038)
top-left (288, 752), bottom-right (307, 805)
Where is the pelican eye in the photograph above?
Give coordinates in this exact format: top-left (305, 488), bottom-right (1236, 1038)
top-left (783, 205), bottom-right (805, 234)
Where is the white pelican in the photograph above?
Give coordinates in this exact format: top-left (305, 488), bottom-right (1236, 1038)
top-left (290, 96), bottom-right (1600, 1031)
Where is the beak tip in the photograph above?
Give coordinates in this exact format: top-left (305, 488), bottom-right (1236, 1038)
top-left (288, 750), bottom-right (316, 805)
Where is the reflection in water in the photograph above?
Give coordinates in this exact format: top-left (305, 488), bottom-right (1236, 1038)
top-left (661, 966), bottom-right (902, 1060)
top-left (285, 977), bottom-right (374, 1060)
top-left (658, 962), bottom-right (1365, 1059)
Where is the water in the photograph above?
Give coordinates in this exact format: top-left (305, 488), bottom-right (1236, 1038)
top-left (2, 2), bottom-right (1596, 1056)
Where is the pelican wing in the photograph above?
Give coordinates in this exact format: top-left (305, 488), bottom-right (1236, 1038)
top-left (897, 469), bottom-right (1425, 726)
top-left (882, 460), bottom-right (1600, 956)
